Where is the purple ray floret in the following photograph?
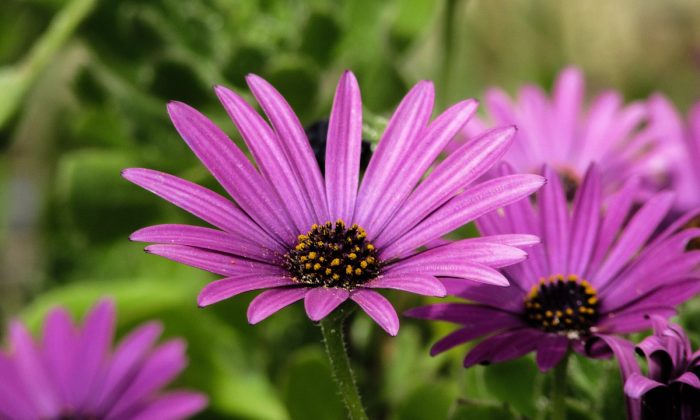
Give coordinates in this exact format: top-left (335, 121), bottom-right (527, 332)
top-left (123, 71), bottom-right (545, 335)
top-left (0, 300), bottom-right (206, 420)
top-left (407, 164), bottom-right (700, 374)
top-left (624, 317), bottom-right (700, 420)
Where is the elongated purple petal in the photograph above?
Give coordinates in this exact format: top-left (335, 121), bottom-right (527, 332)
top-left (198, 275), bottom-right (295, 307)
top-left (167, 102), bottom-right (295, 243)
top-left (130, 391), bottom-right (208, 420)
top-left (350, 290), bottom-right (399, 336)
top-left (386, 260), bottom-right (509, 286)
top-left (395, 239), bottom-right (528, 269)
top-left (624, 373), bottom-right (665, 399)
top-left (381, 175), bottom-right (544, 258)
top-left (568, 165), bottom-right (602, 275)
top-left (122, 168), bottom-right (281, 251)
top-left (540, 165), bottom-right (570, 274)
top-left (376, 126), bottom-right (515, 247)
top-left (440, 278), bottom-right (525, 312)
top-left (674, 371), bottom-right (700, 389)
top-left (41, 308), bottom-right (76, 403)
top-left (369, 99), bottom-right (478, 236)
top-left (0, 354), bottom-right (37, 419)
top-left (464, 329), bottom-right (542, 368)
top-left (247, 288), bottom-right (308, 324)
top-left (355, 81), bottom-right (434, 232)
top-left (246, 74), bottom-right (329, 223)
top-left (325, 71), bottom-right (363, 223)
top-left (364, 274), bottom-right (446, 297)
top-left (215, 85), bottom-right (317, 233)
top-left (304, 288), bottom-right (350, 321)
top-left (535, 335), bottom-right (569, 371)
top-left (144, 244), bottom-right (283, 277)
top-left (405, 303), bottom-right (518, 325)
top-left (131, 224), bottom-right (275, 262)
top-left (429, 316), bottom-right (522, 355)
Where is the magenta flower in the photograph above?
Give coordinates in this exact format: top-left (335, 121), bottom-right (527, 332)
top-left (407, 164), bottom-right (700, 372)
top-left (625, 317), bottom-right (700, 420)
top-left (454, 67), bottom-right (672, 196)
top-left (0, 300), bottom-right (206, 420)
top-left (645, 95), bottom-right (700, 213)
top-left (123, 71), bottom-right (544, 335)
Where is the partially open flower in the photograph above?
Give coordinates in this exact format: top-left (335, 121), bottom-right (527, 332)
top-left (124, 71), bottom-right (545, 335)
top-left (0, 300), bottom-right (206, 420)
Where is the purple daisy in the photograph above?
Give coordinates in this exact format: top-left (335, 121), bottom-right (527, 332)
top-left (0, 300), bottom-right (206, 420)
top-left (453, 67), bottom-right (672, 196)
top-left (123, 71), bottom-right (545, 335)
top-left (625, 317), bottom-right (700, 420)
top-left (645, 95), bottom-right (700, 213)
top-left (407, 164), bottom-right (700, 372)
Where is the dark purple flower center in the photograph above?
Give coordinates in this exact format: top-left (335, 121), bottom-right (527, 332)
top-left (284, 219), bottom-right (381, 288)
top-left (523, 274), bottom-right (599, 337)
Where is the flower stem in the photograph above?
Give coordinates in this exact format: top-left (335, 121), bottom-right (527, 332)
top-left (319, 308), bottom-right (369, 420)
top-left (551, 353), bottom-right (570, 420)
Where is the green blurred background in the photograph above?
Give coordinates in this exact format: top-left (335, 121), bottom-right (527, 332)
top-left (2, 0), bottom-right (700, 419)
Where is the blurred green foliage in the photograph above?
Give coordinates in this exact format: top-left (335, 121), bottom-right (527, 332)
top-left (2, 0), bottom-right (700, 418)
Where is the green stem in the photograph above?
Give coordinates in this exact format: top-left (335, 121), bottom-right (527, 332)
top-left (320, 308), bottom-right (369, 420)
top-left (551, 353), bottom-right (569, 420)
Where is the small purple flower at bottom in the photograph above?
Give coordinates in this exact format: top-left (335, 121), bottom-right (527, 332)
top-left (123, 71), bottom-right (545, 335)
top-left (625, 317), bottom-right (700, 420)
top-left (0, 300), bottom-right (206, 420)
top-left (407, 165), bottom-right (700, 391)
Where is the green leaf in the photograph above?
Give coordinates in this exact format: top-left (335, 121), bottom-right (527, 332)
top-left (396, 381), bottom-right (459, 420)
top-left (281, 347), bottom-right (345, 420)
top-left (482, 357), bottom-right (539, 417)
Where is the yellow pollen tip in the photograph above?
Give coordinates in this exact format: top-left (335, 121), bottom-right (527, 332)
top-left (305, 263), bottom-right (311, 270)
top-left (348, 253), bottom-right (357, 260)
top-left (366, 244), bottom-right (375, 251)
top-left (346, 265), bottom-right (353, 275)
top-left (545, 310), bottom-right (553, 317)
top-left (355, 268), bottom-right (362, 275)
top-left (332, 274), bottom-right (340, 280)
top-left (579, 306), bottom-right (588, 313)
top-left (325, 268), bottom-right (332, 275)
top-left (300, 256), bottom-right (307, 262)
top-left (360, 261), bottom-right (368, 268)
top-left (587, 297), bottom-right (598, 305)
top-left (313, 263), bottom-right (321, 270)
top-left (295, 243), bottom-right (305, 251)
top-left (331, 258), bottom-right (340, 266)
top-left (555, 310), bottom-right (563, 317)
top-left (565, 308), bottom-right (574, 315)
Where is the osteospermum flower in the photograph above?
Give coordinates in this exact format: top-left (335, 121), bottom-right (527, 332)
top-left (625, 317), bottom-right (700, 420)
top-left (123, 71), bottom-right (545, 335)
top-left (407, 164), bottom-right (700, 371)
top-left (0, 300), bottom-right (206, 420)
top-left (454, 67), bottom-right (672, 197)
top-left (644, 95), bottom-right (700, 213)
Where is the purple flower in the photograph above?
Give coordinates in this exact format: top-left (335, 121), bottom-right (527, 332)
top-left (645, 95), bottom-right (700, 213)
top-left (123, 71), bottom-right (545, 335)
top-left (0, 300), bottom-right (206, 420)
top-left (625, 317), bottom-right (700, 420)
top-left (407, 164), bottom-right (700, 372)
top-left (454, 67), bottom-right (672, 197)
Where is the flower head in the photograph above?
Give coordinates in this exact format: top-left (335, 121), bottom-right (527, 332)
top-left (124, 71), bottom-right (544, 335)
top-left (624, 318), bottom-right (700, 420)
top-left (454, 67), bottom-right (672, 197)
top-left (0, 300), bottom-right (206, 420)
top-left (407, 164), bottom-right (700, 370)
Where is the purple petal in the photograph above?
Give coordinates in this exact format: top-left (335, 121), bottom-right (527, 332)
top-left (0, 353), bottom-right (37, 419)
top-left (247, 288), bottom-right (308, 324)
top-left (673, 371), bottom-right (700, 389)
top-left (167, 101), bottom-right (295, 243)
top-left (464, 328), bottom-right (542, 368)
top-left (106, 339), bottom-right (187, 419)
top-left (70, 300), bottom-right (116, 409)
top-left (198, 275), bottom-right (295, 307)
top-left (602, 276), bottom-right (700, 314)
top-left (382, 174), bottom-right (545, 258)
top-left (93, 322), bottom-right (163, 413)
top-left (355, 81), bottom-right (434, 233)
top-left (440, 278), bottom-right (525, 312)
top-left (41, 307), bottom-right (76, 403)
top-left (130, 391), bottom-right (207, 420)
top-left (325, 71), bottom-right (363, 223)
top-left (553, 67), bottom-right (584, 142)
top-left (568, 165), bottom-right (602, 275)
top-left (368, 99), bottom-right (478, 236)
top-left (466, 234), bottom-right (540, 248)
top-left (536, 335), bottom-right (569, 372)
top-left (304, 288), bottom-right (350, 321)
top-left (144, 244), bottom-right (283, 277)
top-left (350, 289), bottom-right (400, 336)
top-left (539, 165), bottom-right (570, 275)
top-left (405, 302), bottom-right (520, 325)
top-left (131, 224), bottom-right (275, 262)
top-left (596, 306), bottom-right (676, 335)
top-left (215, 85), bottom-right (318, 232)
top-left (9, 321), bottom-right (60, 418)
top-left (428, 315), bottom-right (523, 355)
top-left (246, 74), bottom-right (329, 222)
top-left (624, 373), bottom-right (665, 399)
top-left (593, 191), bottom-right (673, 289)
top-left (364, 274), bottom-right (446, 297)
top-left (376, 126), bottom-right (515, 248)
top-left (122, 168), bottom-right (281, 251)
top-left (395, 239), bottom-right (528, 269)
top-left (386, 260), bottom-right (509, 286)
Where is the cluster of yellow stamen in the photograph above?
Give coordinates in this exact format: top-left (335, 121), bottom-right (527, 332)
top-left (284, 220), bottom-right (381, 288)
top-left (523, 274), bottom-right (599, 336)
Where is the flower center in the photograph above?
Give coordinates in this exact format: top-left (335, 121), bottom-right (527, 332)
top-left (523, 274), bottom-right (599, 337)
top-left (284, 220), bottom-right (381, 288)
